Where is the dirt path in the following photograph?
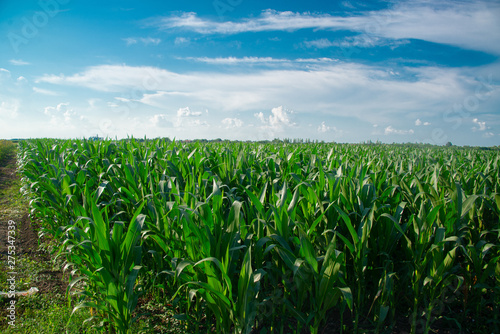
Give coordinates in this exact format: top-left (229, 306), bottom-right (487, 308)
top-left (0, 153), bottom-right (67, 301)
top-left (0, 155), bottom-right (24, 257)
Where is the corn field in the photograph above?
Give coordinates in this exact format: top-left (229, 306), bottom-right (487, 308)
top-left (17, 139), bottom-right (500, 333)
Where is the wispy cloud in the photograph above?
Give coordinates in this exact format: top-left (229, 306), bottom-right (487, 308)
top-left (123, 37), bottom-right (161, 46)
top-left (148, 10), bottom-right (363, 34)
top-left (384, 125), bottom-right (414, 135)
top-left (184, 56), bottom-right (337, 65)
top-left (304, 37), bottom-right (409, 49)
top-left (0, 68), bottom-right (11, 80)
top-left (148, 2), bottom-right (500, 54)
top-left (33, 87), bottom-right (59, 96)
top-left (9, 59), bottom-right (30, 66)
top-left (174, 37), bottom-right (191, 45)
top-left (36, 63), bottom-right (498, 131)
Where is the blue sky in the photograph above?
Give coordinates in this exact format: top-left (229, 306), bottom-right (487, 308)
top-left (0, 0), bottom-right (499, 145)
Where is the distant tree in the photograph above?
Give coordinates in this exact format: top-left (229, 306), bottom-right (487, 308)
top-left (445, 141), bottom-right (453, 147)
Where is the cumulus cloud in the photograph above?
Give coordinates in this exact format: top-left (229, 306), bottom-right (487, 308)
top-left (255, 106), bottom-right (295, 131)
top-left (415, 119), bottom-right (431, 126)
top-left (44, 102), bottom-right (75, 123)
top-left (317, 121), bottom-right (344, 138)
top-left (174, 107), bottom-right (207, 127)
top-left (472, 118), bottom-right (487, 131)
top-left (177, 107), bottom-right (202, 117)
top-left (222, 118), bottom-right (243, 128)
top-left (151, 114), bottom-right (172, 128)
top-left (318, 122), bottom-right (332, 133)
top-left (41, 103), bottom-right (95, 137)
top-left (384, 125), bottom-right (414, 135)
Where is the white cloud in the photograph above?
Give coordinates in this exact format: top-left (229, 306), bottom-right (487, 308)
top-left (384, 125), bottom-right (414, 135)
top-left (174, 37), bottom-right (191, 45)
top-left (174, 107), bottom-right (206, 128)
top-left (318, 122), bottom-right (332, 133)
top-left (0, 100), bottom-right (20, 119)
top-left (44, 102), bottom-right (72, 118)
top-left (40, 103), bottom-right (95, 137)
top-left (317, 121), bottom-right (344, 137)
top-left (35, 63), bottom-right (497, 128)
top-left (137, 91), bottom-right (192, 108)
top-left (9, 59), bottom-right (30, 66)
top-left (177, 107), bottom-right (202, 117)
top-left (151, 114), bottom-right (172, 128)
top-left (415, 119), bottom-right (431, 126)
top-left (142, 37), bottom-right (161, 45)
top-left (472, 118), bottom-right (487, 131)
top-left (373, 1), bottom-right (500, 55)
top-left (123, 38), bottom-right (138, 45)
top-left (33, 87), bottom-right (59, 96)
top-left (255, 106), bottom-right (295, 131)
top-left (115, 97), bottom-right (132, 102)
top-left (304, 36), bottom-right (409, 50)
top-left (222, 118), bottom-right (243, 128)
top-left (303, 39), bottom-right (336, 49)
top-left (124, 37), bottom-right (161, 46)
top-left (0, 68), bottom-right (11, 81)
top-left (149, 2), bottom-right (500, 54)
top-left (149, 10), bottom-right (364, 34)
top-left (185, 56), bottom-right (337, 66)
